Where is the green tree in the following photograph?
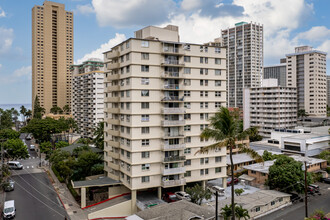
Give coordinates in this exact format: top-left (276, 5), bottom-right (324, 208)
top-left (93, 121), bottom-right (104, 149)
top-left (20, 105), bottom-right (27, 122)
top-left (262, 150), bottom-right (275, 161)
top-left (267, 155), bottom-right (312, 193)
top-left (73, 151), bottom-right (103, 180)
top-left (319, 150), bottom-right (330, 165)
top-left (221, 204), bottom-right (233, 220)
top-left (198, 107), bottom-right (263, 220)
top-left (0, 129), bottom-right (20, 139)
top-left (50, 106), bottom-right (63, 115)
top-left (221, 204), bottom-right (250, 220)
top-left (50, 149), bottom-right (71, 165)
top-left (66, 117), bottom-right (78, 143)
top-left (185, 184), bottom-right (212, 205)
top-left (3, 139), bottom-right (29, 160)
top-left (33, 96), bottom-right (45, 119)
top-left (72, 145), bottom-right (90, 157)
top-left (245, 127), bottom-right (262, 142)
top-left (62, 105), bottom-right (71, 115)
top-left (55, 141), bottom-right (69, 149)
top-left (298, 109), bottom-right (308, 121)
top-left (25, 109), bottom-right (32, 121)
top-left (40, 142), bottom-right (53, 159)
top-left (234, 188), bottom-right (244, 196)
top-left (0, 108), bottom-right (14, 129)
top-left (77, 138), bottom-right (92, 145)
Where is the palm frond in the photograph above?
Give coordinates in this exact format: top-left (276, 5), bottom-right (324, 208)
top-left (238, 145), bottom-right (264, 164)
top-left (200, 128), bottom-right (225, 141)
top-left (195, 139), bottom-right (229, 155)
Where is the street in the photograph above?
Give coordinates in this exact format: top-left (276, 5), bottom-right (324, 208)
top-left (259, 182), bottom-right (330, 220)
top-left (3, 136), bottom-right (68, 220)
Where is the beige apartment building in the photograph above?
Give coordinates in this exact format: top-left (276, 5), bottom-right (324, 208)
top-left (221, 22), bottom-right (263, 108)
top-left (104, 25), bottom-right (227, 212)
top-left (71, 59), bottom-right (104, 138)
top-left (286, 46), bottom-right (327, 117)
top-left (32, 1), bottom-right (73, 114)
top-left (243, 79), bottom-right (297, 137)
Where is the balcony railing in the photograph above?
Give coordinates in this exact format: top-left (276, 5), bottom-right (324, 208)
top-left (161, 96), bottom-right (184, 102)
top-left (163, 133), bottom-right (184, 138)
top-left (161, 71), bottom-right (180, 78)
top-left (162, 179), bottom-right (186, 187)
top-left (163, 155), bottom-right (186, 163)
top-left (162, 108), bottom-right (185, 114)
top-left (163, 143), bottom-right (186, 150)
top-left (164, 84), bottom-right (180, 90)
top-left (163, 48), bottom-right (179, 53)
top-left (162, 167), bottom-right (186, 175)
top-left (162, 120), bottom-right (185, 126)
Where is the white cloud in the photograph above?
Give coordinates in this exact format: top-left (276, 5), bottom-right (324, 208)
top-left (76, 33), bottom-right (126, 64)
top-left (295, 26), bottom-right (330, 42)
top-left (317, 40), bottom-right (330, 60)
top-left (75, 4), bottom-right (94, 14)
top-left (0, 66), bottom-right (31, 84)
top-left (0, 27), bottom-right (14, 55)
top-left (13, 66), bottom-right (31, 78)
top-left (0, 7), bottom-right (6, 18)
top-left (92, 0), bottom-right (175, 27)
top-left (181, 0), bottom-right (202, 11)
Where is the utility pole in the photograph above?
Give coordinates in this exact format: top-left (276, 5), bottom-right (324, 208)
top-left (215, 190), bottom-right (218, 220)
top-left (304, 160), bottom-right (308, 218)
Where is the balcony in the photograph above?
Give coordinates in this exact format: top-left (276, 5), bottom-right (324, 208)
top-left (163, 143), bottom-right (186, 151)
top-left (161, 71), bottom-right (180, 78)
top-left (107, 118), bottom-right (120, 125)
top-left (162, 108), bottom-right (185, 114)
top-left (106, 97), bottom-right (120, 102)
top-left (161, 120), bottom-right (185, 126)
top-left (162, 47), bottom-right (184, 55)
top-left (108, 151), bottom-right (120, 159)
top-left (161, 60), bottom-right (184, 67)
top-left (107, 74), bottom-right (119, 80)
top-left (162, 179), bottom-right (186, 188)
top-left (163, 84), bottom-right (180, 90)
top-left (106, 50), bottom-right (119, 60)
top-left (161, 96), bottom-right (184, 102)
top-left (108, 140), bottom-right (120, 148)
top-left (108, 129), bottom-right (120, 136)
top-left (163, 133), bottom-right (184, 139)
top-left (108, 62), bottom-right (120, 70)
top-left (163, 155), bottom-right (186, 163)
top-left (162, 167), bottom-right (186, 175)
top-left (105, 108), bottom-right (120, 114)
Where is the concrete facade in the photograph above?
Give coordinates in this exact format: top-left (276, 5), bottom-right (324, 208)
top-left (243, 79), bottom-right (297, 137)
top-left (71, 59), bottom-right (105, 138)
top-left (263, 64), bottom-right (286, 87)
top-left (221, 21), bottom-right (263, 108)
top-left (286, 46), bottom-right (327, 117)
top-left (32, 1), bottom-right (73, 113)
top-left (103, 25), bottom-right (228, 210)
top-left (327, 75), bottom-right (330, 107)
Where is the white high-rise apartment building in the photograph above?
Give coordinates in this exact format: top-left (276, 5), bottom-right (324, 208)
top-left (221, 22), bottom-right (263, 108)
top-left (286, 46), bottom-right (327, 117)
top-left (104, 25), bottom-right (227, 212)
top-left (327, 75), bottom-right (330, 107)
top-left (71, 59), bottom-right (104, 138)
top-left (243, 79), bottom-right (297, 137)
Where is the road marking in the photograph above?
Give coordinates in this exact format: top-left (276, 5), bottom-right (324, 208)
top-left (27, 166), bottom-right (29, 169)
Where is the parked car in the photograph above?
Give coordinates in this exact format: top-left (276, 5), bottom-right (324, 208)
top-left (163, 192), bottom-right (179, 203)
top-left (290, 193), bottom-right (302, 203)
top-left (3, 180), bottom-right (15, 192)
top-left (227, 177), bottom-right (239, 186)
top-left (175, 191), bottom-right (191, 201)
top-left (3, 200), bottom-right (15, 219)
top-left (309, 184), bottom-right (320, 193)
top-left (307, 186), bottom-right (315, 194)
top-left (208, 185), bottom-right (225, 196)
top-left (30, 144), bottom-right (35, 151)
top-left (321, 178), bottom-right (330, 184)
top-left (7, 161), bottom-right (23, 170)
top-left (25, 134), bottom-right (32, 140)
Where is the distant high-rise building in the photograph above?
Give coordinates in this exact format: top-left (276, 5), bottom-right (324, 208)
top-left (243, 79), bottom-right (297, 137)
top-left (221, 21), bottom-right (263, 108)
top-left (263, 62), bottom-right (286, 87)
top-left (327, 75), bottom-right (330, 107)
top-left (32, 1), bottom-right (73, 114)
top-left (71, 59), bottom-right (104, 138)
top-left (286, 46), bottom-right (327, 117)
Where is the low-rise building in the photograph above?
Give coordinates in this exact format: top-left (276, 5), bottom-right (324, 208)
top-left (243, 79), bottom-right (297, 137)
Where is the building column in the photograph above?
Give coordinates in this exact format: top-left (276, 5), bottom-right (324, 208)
top-left (222, 177), bottom-right (227, 189)
top-left (131, 190), bottom-right (137, 213)
top-left (202, 180), bottom-right (206, 189)
top-left (180, 185), bottom-right (184, 191)
top-left (81, 187), bottom-right (86, 208)
top-left (158, 187), bottom-right (162, 199)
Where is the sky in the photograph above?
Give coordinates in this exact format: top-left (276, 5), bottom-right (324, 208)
top-left (0, 0), bottom-right (329, 104)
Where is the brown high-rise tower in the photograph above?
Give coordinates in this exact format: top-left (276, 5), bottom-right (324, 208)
top-left (32, 1), bottom-right (73, 114)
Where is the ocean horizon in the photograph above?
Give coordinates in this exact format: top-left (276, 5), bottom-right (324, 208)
top-left (0, 104), bottom-right (32, 111)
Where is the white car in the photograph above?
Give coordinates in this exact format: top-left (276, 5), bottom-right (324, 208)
top-left (30, 145), bottom-right (35, 151)
top-left (175, 191), bottom-right (191, 201)
top-left (208, 185), bottom-right (225, 196)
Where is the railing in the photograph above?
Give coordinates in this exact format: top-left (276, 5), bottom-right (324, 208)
top-left (164, 60), bottom-right (179, 65)
top-left (162, 167), bottom-right (186, 175)
top-left (163, 143), bottom-right (186, 150)
top-left (161, 96), bottom-right (184, 101)
top-left (162, 71), bottom-right (180, 78)
top-left (164, 84), bottom-right (180, 90)
top-left (163, 133), bottom-right (184, 138)
top-left (162, 179), bottom-right (186, 187)
top-left (162, 108), bottom-right (185, 114)
top-left (164, 155), bottom-right (186, 162)
top-left (162, 120), bottom-right (185, 126)
top-left (163, 48), bottom-right (179, 53)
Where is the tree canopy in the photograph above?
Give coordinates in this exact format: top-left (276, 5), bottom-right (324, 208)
top-left (33, 96), bottom-right (45, 119)
top-left (319, 150), bottom-right (330, 165)
top-left (0, 108), bottom-right (14, 129)
top-left (93, 121), bottom-right (104, 149)
top-left (3, 139), bottom-right (29, 160)
top-left (186, 184), bottom-right (212, 205)
top-left (0, 129), bottom-right (20, 140)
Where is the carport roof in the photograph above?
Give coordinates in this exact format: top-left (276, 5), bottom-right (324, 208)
top-left (72, 177), bottom-right (121, 188)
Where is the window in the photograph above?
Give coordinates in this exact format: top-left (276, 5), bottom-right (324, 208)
top-left (251, 170), bottom-right (256, 174)
top-left (215, 58), bottom-right (221, 64)
top-left (215, 167), bottom-right (221, 173)
top-left (215, 80), bottom-right (221, 86)
top-left (141, 102), bottom-right (149, 109)
top-left (141, 65), bottom-right (149, 72)
top-left (205, 157), bottom-right (209, 164)
top-left (200, 91), bottom-right (203, 97)
top-left (141, 114), bottom-right (149, 122)
top-left (215, 102), bottom-right (221, 108)
top-left (215, 69), bottom-right (221, 75)
top-left (205, 102), bottom-right (208, 108)
top-left (255, 207), bottom-right (260, 212)
top-left (184, 148), bottom-right (191, 154)
top-left (142, 164), bottom-right (150, 171)
top-left (215, 91), bottom-right (221, 97)
top-left (126, 66), bottom-right (130, 73)
top-left (184, 159), bottom-right (191, 166)
top-left (205, 91), bottom-right (208, 97)
top-left (184, 79), bottom-right (191, 86)
top-left (200, 125), bottom-right (204, 131)
top-left (141, 151), bottom-right (150, 158)
top-left (200, 158), bottom-right (204, 164)
top-left (141, 77), bottom-right (149, 85)
top-left (200, 113), bottom-right (204, 120)
top-left (271, 201), bottom-right (275, 206)
top-left (142, 176), bottom-right (150, 183)
top-left (205, 80), bottom-right (208, 86)
top-left (205, 169), bottom-right (209, 175)
top-left (200, 102), bottom-right (204, 108)
top-left (184, 171), bottom-right (191, 177)
top-left (184, 102), bottom-right (191, 108)
top-left (141, 90), bottom-right (149, 96)
top-left (215, 156), bottom-right (222, 162)
top-left (279, 198), bottom-right (283, 202)
top-left (185, 136), bottom-right (191, 143)
top-left (184, 91), bottom-right (191, 97)
top-left (200, 69), bottom-right (204, 75)
top-left (127, 175), bottom-right (130, 183)
top-left (126, 103), bottom-right (130, 109)
top-left (200, 169), bottom-right (204, 175)
top-left (126, 41), bottom-right (130, 49)
top-left (141, 53), bottom-right (149, 60)
top-left (200, 57), bottom-right (204, 63)
top-left (184, 125), bottom-right (191, 131)
top-left (205, 57), bottom-right (208, 64)
top-left (126, 54), bottom-right (129, 61)
top-left (141, 41), bottom-right (149, 47)
top-left (184, 56), bottom-right (191, 62)
top-left (215, 47), bottom-right (221, 53)
top-left (184, 68), bottom-right (191, 74)
top-left (142, 139), bottom-right (149, 146)
top-left (141, 127), bottom-right (150, 134)
top-left (126, 151), bottom-right (131, 159)
top-left (184, 114), bottom-right (191, 120)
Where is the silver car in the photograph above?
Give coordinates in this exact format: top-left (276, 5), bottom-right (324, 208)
top-left (175, 191), bottom-right (191, 201)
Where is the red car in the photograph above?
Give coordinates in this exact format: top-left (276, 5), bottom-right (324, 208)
top-left (227, 177), bottom-right (239, 186)
top-left (163, 192), bottom-right (179, 203)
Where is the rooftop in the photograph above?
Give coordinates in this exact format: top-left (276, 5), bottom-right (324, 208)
top-left (72, 176), bottom-right (121, 188)
top-left (61, 143), bottom-right (103, 155)
top-left (226, 150), bottom-right (282, 165)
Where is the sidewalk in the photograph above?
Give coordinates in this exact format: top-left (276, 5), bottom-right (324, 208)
top-left (43, 166), bottom-right (89, 220)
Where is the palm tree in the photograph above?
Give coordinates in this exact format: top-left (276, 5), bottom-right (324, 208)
top-left (62, 105), bottom-right (70, 115)
top-left (221, 204), bottom-right (232, 220)
top-left (50, 106), bottom-right (62, 115)
top-left (197, 107), bottom-right (263, 220)
top-left (93, 121), bottom-right (104, 149)
top-left (25, 110), bottom-right (32, 122)
top-left (66, 118), bottom-right (78, 143)
top-left (20, 105), bottom-right (27, 123)
top-left (297, 109), bottom-right (308, 122)
top-left (235, 205), bottom-right (250, 220)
